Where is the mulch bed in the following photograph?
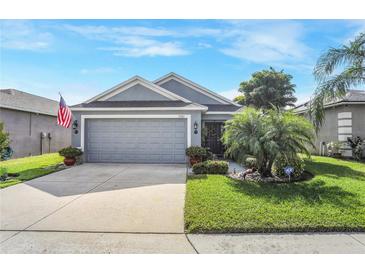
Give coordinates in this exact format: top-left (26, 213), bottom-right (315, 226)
top-left (228, 170), bottom-right (314, 184)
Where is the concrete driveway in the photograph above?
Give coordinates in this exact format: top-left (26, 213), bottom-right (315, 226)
top-left (0, 163), bottom-right (196, 253)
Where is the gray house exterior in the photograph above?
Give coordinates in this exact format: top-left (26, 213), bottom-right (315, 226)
top-left (294, 90), bottom-right (365, 157)
top-left (0, 89), bottom-right (71, 158)
top-left (70, 73), bottom-right (242, 163)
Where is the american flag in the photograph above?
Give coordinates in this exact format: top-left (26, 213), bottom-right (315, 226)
top-left (57, 95), bottom-right (72, 128)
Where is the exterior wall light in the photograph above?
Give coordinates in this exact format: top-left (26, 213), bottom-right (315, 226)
top-left (194, 121), bottom-right (198, 134)
top-left (72, 120), bottom-right (79, 134)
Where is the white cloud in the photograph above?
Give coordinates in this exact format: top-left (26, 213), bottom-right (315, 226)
top-left (65, 24), bottom-right (188, 57)
top-left (0, 20), bottom-right (53, 50)
top-left (218, 88), bottom-right (240, 100)
top-left (64, 24), bottom-right (175, 39)
top-left (197, 42), bottom-right (212, 48)
top-left (220, 21), bottom-right (311, 65)
top-left (62, 21), bottom-right (314, 65)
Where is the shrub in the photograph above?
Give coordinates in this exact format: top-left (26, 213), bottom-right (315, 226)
top-left (347, 136), bottom-right (363, 161)
top-left (0, 167), bottom-right (7, 181)
top-left (0, 122), bottom-right (10, 161)
top-left (185, 146), bottom-right (208, 158)
top-left (272, 156), bottom-right (304, 179)
top-left (245, 157), bottom-right (257, 169)
top-left (192, 162), bottom-right (206, 174)
top-left (192, 160), bottom-right (228, 175)
top-left (58, 146), bottom-right (83, 158)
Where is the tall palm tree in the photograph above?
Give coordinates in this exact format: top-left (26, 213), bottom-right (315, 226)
top-left (311, 32), bottom-right (365, 131)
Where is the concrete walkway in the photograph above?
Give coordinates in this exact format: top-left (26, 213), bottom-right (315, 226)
top-left (1, 231), bottom-right (364, 253)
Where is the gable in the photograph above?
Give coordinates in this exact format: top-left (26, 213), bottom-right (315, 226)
top-left (106, 84), bottom-right (171, 101)
top-left (159, 79), bottom-right (225, 105)
top-left (84, 76), bottom-right (191, 104)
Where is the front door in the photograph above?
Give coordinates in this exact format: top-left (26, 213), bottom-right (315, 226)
top-left (203, 122), bottom-right (224, 156)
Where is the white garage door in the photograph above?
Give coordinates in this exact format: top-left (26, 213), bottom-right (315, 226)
top-left (85, 118), bottom-right (187, 163)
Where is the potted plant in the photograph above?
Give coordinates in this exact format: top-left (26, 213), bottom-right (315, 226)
top-left (185, 146), bottom-right (208, 166)
top-left (327, 141), bottom-right (342, 158)
top-left (58, 146), bottom-right (83, 166)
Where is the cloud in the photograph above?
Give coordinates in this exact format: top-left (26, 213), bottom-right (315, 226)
top-left (220, 21), bottom-right (312, 65)
top-left (62, 21), bottom-right (314, 65)
top-left (0, 20), bottom-right (53, 50)
top-left (64, 24), bottom-right (188, 57)
top-left (218, 88), bottom-right (240, 100)
top-left (64, 24), bottom-right (175, 39)
top-left (197, 42), bottom-right (212, 48)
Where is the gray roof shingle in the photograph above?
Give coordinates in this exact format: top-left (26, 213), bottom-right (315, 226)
top-left (0, 89), bottom-right (59, 116)
top-left (71, 101), bottom-right (243, 112)
top-left (294, 90), bottom-right (365, 113)
top-left (71, 101), bottom-right (191, 108)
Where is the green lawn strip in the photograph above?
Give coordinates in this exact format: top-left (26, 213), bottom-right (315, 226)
top-left (184, 156), bottom-right (365, 233)
top-left (0, 153), bottom-right (64, 189)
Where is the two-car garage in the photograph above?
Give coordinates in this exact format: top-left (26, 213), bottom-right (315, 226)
top-left (84, 117), bottom-right (188, 164)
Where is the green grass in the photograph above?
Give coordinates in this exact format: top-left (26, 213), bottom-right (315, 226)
top-left (185, 156), bottom-right (365, 233)
top-left (0, 153), bottom-right (64, 189)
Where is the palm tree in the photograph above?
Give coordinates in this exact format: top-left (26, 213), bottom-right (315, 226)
top-left (311, 32), bottom-right (365, 130)
top-left (222, 107), bottom-right (315, 177)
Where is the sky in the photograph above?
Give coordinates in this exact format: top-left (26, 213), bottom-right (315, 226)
top-left (1, 19), bottom-right (364, 105)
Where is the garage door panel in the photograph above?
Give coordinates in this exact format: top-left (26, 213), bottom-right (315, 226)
top-left (85, 118), bottom-right (187, 163)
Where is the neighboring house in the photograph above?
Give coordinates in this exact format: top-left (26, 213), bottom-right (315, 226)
top-left (70, 72), bottom-right (242, 163)
top-left (293, 90), bottom-right (365, 157)
top-left (0, 89), bottom-right (71, 158)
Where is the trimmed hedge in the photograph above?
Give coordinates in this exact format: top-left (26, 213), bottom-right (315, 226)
top-left (192, 160), bottom-right (228, 175)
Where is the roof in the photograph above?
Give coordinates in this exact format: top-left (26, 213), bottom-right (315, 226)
top-left (294, 90), bottom-right (365, 113)
top-left (70, 100), bottom-right (208, 111)
top-left (154, 72), bottom-right (241, 106)
top-left (83, 75), bottom-right (191, 104)
top-left (71, 101), bottom-right (190, 108)
top-left (0, 89), bottom-right (59, 116)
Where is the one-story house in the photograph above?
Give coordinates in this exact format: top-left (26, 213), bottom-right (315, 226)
top-left (293, 90), bottom-right (365, 157)
top-left (0, 89), bottom-right (71, 158)
top-left (70, 72), bottom-right (242, 163)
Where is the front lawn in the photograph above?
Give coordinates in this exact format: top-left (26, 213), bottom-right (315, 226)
top-left (0, 153), bottom-right (64, 189)
top-left (185, 156), bottom-right (365, 233)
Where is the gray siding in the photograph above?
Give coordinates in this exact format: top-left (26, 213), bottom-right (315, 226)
top-left (72, 110), bottom-right (202, 149)
top-left (351, 105), bottom-right (365, 139)
top-left (0, 107), bottom-right (71, 158)
top-left (106, 84), bottom-right (171, 101)
top-left (159, 79), bottom-right (224, 105)
top-left (304, 104), bottom-right (365, 156)
top-left (202, 113), bottom-right (233, 121)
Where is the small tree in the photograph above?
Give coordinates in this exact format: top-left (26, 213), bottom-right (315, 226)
top-left (238, 67), bottom-right (297, 109)
top-left (233, 94), bottom-right (245, 105)
top-left (0, 122), bottom-right (10, 161)
top-left (222, 107), bottom-right (315, 177)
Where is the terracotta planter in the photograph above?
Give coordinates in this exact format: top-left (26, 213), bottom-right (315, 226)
top-left (64, 157), bottom-right (76, 166)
